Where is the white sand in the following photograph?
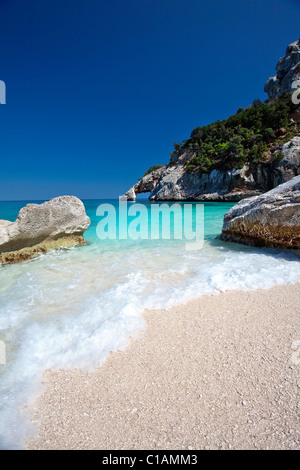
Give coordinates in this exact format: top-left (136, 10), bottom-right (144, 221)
top-left (26, 284), bottom-right (300, 450)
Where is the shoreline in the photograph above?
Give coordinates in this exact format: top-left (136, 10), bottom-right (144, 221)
top-left (24, 282), bottom-right (300, 450)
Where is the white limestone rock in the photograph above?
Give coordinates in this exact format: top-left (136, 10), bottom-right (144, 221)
top-left (0, 196), bottom-right (91, 254)
top-left (220, 176), bottom-right (300, 248)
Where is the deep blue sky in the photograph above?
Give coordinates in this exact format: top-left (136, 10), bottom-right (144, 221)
top-left (0, 0), bottom-right (299, 201)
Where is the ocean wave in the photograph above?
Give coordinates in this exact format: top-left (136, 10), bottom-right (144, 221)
top-left (0, 207), bottom-right (299, 449)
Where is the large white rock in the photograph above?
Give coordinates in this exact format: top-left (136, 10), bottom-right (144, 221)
top-left (220, 176), bottom-right (300, 248)
top-left (0, 196), bottom-right (91, 254)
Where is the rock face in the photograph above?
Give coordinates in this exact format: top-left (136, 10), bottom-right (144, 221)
top-left (120, 39), bottom-right (300, 203)
top-left (264, 39), bottom-right (300, 101)
top-left (219, 176), bottom-right (300, 249)
top-left (121, 166), bottom-right (166, 201)
top-left (121, 136), bottom-right (300, 202)
top-left (0, 196), bottom-right (91, 263)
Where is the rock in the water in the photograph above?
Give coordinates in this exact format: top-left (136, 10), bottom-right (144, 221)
top-left (0, 196), bottom-right (91, 263)
top-left (220, 176), bottom-right (300, 249)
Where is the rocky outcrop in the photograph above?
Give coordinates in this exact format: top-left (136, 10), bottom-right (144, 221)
top-left (0, 196), bottom-right (91, 264)
top-left (120, 136), bottom-right (300, 202)
top-left (121, 40), bottom-right (300, 203)
top-left (264, 39), bottom-right (300, 101)
top-left (219, 176), bottom-right (300, 249)
top-left (120, 150), bottom-right (261, 202)
top-left (147, 158), bottom-right (261, 202)
top-left (121, 166), bottom-right (166, 201)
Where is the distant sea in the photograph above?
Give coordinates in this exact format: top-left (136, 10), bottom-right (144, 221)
top-left (0, 199), bottom-right (300, 449)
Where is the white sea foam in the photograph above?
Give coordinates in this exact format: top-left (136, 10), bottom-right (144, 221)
top-left (0, 237), bottom-right (299, 449)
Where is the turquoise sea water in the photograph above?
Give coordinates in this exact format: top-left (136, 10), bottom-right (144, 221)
top-left (0, 199), bottom-right (300, 449)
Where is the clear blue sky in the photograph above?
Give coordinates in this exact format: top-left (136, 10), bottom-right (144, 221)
top-left (0, 0), bottom-right (299, 200)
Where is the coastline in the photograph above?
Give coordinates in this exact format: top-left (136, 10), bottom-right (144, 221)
top-left (25, 283), bottom-right (300, 450)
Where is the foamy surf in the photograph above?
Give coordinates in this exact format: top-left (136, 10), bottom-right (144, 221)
top-left (0, 200), bottom-right (299, 449)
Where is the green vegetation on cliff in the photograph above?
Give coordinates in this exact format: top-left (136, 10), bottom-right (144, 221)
top-left (170, 93), bottom-right (299, 174)
top-left (143, 164), bottom-right (164, 176)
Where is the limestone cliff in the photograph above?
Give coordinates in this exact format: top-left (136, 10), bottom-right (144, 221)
top-left (121, 136), bottom-right (300, 202)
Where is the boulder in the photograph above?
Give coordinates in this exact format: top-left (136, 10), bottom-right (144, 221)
top-left (220, 176), bottom-right (300, 249)
top-left (0, 196), bottom-right (91, 263)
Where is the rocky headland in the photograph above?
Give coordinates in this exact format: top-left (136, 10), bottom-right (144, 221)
top-left (121, 40), bottom-right (300, 203)
top-left (121, 136), bottom-right (300, 202)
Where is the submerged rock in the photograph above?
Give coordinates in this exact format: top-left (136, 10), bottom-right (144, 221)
top-left (0, 196), bottom-right (91, 264)
top-left (219, 176), bottom-right (300, 249)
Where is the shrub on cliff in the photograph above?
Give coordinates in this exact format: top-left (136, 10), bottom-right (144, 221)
top-left (143, 164), bottom-right (163, 176)
top-left (176, 93), bottom-right (299, 174)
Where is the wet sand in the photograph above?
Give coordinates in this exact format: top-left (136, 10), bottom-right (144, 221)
top-left (26, 283), bottom-right (300, 450)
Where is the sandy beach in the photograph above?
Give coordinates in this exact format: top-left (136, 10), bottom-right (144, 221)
top-left (26, 283), bottom-right (300, 450)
